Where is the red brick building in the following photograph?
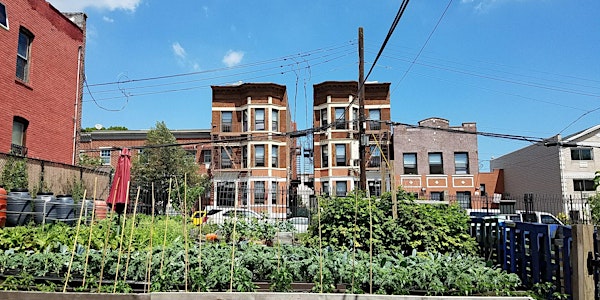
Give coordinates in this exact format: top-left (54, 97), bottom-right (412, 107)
top-left (312, 81), bottom-right (392, 197)
top-left (210, 82), bottom-right (296, 218)
top-left (79, 129), bottom-right (212, 175)
top-left (0, 0), bottom-right (85, 164)
top-left (393, 118), bottom-right (480, 207)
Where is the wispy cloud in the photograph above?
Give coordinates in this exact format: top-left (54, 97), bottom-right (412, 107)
top-left (172, 42), bottom-right (200, 71)
top-left (47, 0), bottom-right (142, 12)
top-left (461, 0), bottom-right (504, 13)
top-left (172, 42), bottom-right (187, 59)
top-left (222, 50), bottom-right (244, 67)
top-left (102, 16), bottom-right (114, 23)
top-left (202, 6), bottom-right (209, 17)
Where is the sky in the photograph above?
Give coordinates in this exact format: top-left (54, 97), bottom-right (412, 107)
top-left (47, 0), bottom-right (600, 171)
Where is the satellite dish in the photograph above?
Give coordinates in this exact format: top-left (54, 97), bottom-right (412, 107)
top-left (94, 124), bottom-right (103, 130)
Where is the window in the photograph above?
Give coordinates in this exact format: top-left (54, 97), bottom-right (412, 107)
top-left (428, 153), bottom-right (443, 174)
top-left (254, 181), bottom-right (265, 204)
top-left (352, 108), bottom-right (359, 130)
top-left (320, 109), bottom-right (328, 126)
top-left (368, 180), bottom-right (381, 197)
top-left (454, 152), bottom-right (469, 174)
top-left (217, 182), bottom-right (235, 206)
top-left (202, 150), bottom-right (211, 163)
top-left (242, 110), bottom-right (248, 132)
top-left (16, 28), bottom-right (33, 82)
top-left (240, 182), bottom-right (248, 205)
top-left (335, 144), bottom-right (346, 166)
top-left (335, 108), bottom-right (346, 129)
top-left (403, 153), bottom-right (417, 174)
top-left (221, 111), bottom-right (232, 132)
top-left (369, 109), bottom-right (381, 130)
top-left (368, 145), bottom-right (381, 168)
top-left (255, 108), bottom-right (265, 130)
top-left (335, 181), bottom-right (347, 197)
top-left (573, 179), bottom-right (595, 191)
top-left (11, 116), bottom-right (27, 149)
top-left (456, 191), bottom-right (471, 209)
top-left (100, 149), bottom-right (111, 165)
top-left (255, 145), bottom-right (265, 167)
top-left (271, 145), bottom-right (279, 167)
top-left (241, 146), bottom-right (247, 168)
top-left (221, 148), bottom-right (231, 168)
top-left (571, 148), bottom-right (593, 160)
top-left (430, 192), bottom-right (444, 201)
top-left (271, 182), bottom-right (278, 204)
top-left (271, 109), bottom-right (279, 131)
top-left (0, 2), bottom-right (8, 29)
top-left (322, 182), bottom-right (329, 196)
top-left (321, 145), bottom-right (329, 167)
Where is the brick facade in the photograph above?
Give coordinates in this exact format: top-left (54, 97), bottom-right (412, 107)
top-left (0, 0), bottom-right (85, 164)
top-left (393, 118), bottom-right (479, 206)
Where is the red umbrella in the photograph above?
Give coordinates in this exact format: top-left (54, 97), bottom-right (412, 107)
top-left (107, 148), bottom-right (132, 213)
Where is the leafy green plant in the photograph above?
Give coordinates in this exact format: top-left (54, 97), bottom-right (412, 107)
top-left (270, 265), bottom-right (293, 292)
top-left (1, 156), bottom-right (28, 191)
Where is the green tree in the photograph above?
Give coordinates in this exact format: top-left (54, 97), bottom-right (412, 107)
top-left (0, 156), bottom-right (29, 191)
top-left (131, 121), bottom-right (204, 214)
top-left (588, 171), bottom-right (600, 224)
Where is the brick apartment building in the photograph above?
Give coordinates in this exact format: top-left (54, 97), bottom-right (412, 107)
top-left (393, 118), bottom-right (480, 208)
top-left (0, 0), bottom-right (85, 164)
top-left (313, 81), bottom-right (392, 197)
top-left (79, 129), bottom-right (212, 175)
top-left (209, 82), bottom-right (296, 218)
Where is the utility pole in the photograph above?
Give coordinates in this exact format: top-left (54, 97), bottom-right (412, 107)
top-left (358, 27), bottom-right (367, 191)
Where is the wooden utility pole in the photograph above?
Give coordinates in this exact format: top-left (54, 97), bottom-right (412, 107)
top-left (358, 27), bottom-right (367, 192)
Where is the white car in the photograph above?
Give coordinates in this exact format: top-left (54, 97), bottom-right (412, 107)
top-left (206, 208), bottom-right (266, 225)
top-left (287, 216), bottom-right (309, 233)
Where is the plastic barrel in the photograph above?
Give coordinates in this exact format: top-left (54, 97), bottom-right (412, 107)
top-left (33, 192), bottom-right (58, 225)
top-left (0, 188), bottom-right (7, 228)
top-left (7, 189), bottom-right (32, 227)
top-left (56, 195), bottom-right (75, 224)
top-left (94, 200), bottom-right (108, 220)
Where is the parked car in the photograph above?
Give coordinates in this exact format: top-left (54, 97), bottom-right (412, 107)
top-left (205, 208), bottom-right (266, 225)
top-left (465, 209), bottom-right (563, 225)
top-left (287, 216), bottom-right (309, 233)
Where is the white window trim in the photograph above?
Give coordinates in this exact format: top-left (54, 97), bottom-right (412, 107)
top-left (0, 2), bottom-right (9, 30)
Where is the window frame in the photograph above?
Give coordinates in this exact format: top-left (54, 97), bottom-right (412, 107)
top-left (321, 145), bottom-right (329, 168)
top-left (271, 109), bottom-right (279, 131)
top-left (271, 182), bottom-right (278, 204)
top-left (221, 111), bottom-right (233, 133)
top-left (335, 181), bottom-right (347, 197)
top-left (573, 179), bottom-right (595, 191)
top-left (403, 153), bottom-right (417, 174)
top-left (428, 152), bottom-right (444, 174)
top-left (322, 182), bottom-right (330, 196)
top-left (571, 148), bottom-right (593, 161)
top-left (0, 2), bottom-right (9, 30)
top-left (320, 109), bottom-right (328, 127)
top-left (220, 148), bottom-right (231, 169)
top-left (254, 181), bottom-right (265, 204)
top-left (454, 152), bottom-right (469, 174)
top-left (335, 144), bottom-right (346, 167)
top-left (255, 145), bottom-right (265, 167)
top-left (16, 28), bottom-right (33, 82)
top-left (271, 145), bottom-right (279, 168)
top-left (368, 145), bottom-right (381, 168)
top-left (100, 149), bottom-right (111, 166)
top-left (202, 150), bottom-right (211, 163)
top-left (255, 108), bottom-right (265, 131)
top-left (369, 109), bottom-right (381, 130)
top-left (334, 108), bottom-right (346, 130)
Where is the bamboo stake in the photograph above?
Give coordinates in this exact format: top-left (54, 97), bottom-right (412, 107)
top-left (197, 194), bottom-right (203, 292)
top-left (98, 178), bottom-right (119, 292)
top-left (62, 190), bottom-right (87, 293)
top-left (82, 178), bottom-right (98, 288)
top-left (369, 195), bottom-right (373, 294)
top-left (318, 196), bottom-right (323, 293)
top-left (182, 174), bottom-right (190, 292)
top-left (228, 188), bottom-right (239, 292)
top-left (123, 186), bottom-right (141, 282)
top-left (351, 191), bottom-right (359, 291)
top-left (113, 181), bottom-right (131, 293)
top-left (145, 183), bottom-right (156, 292)
top-left (159, 178), bottom-right (173, 276)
